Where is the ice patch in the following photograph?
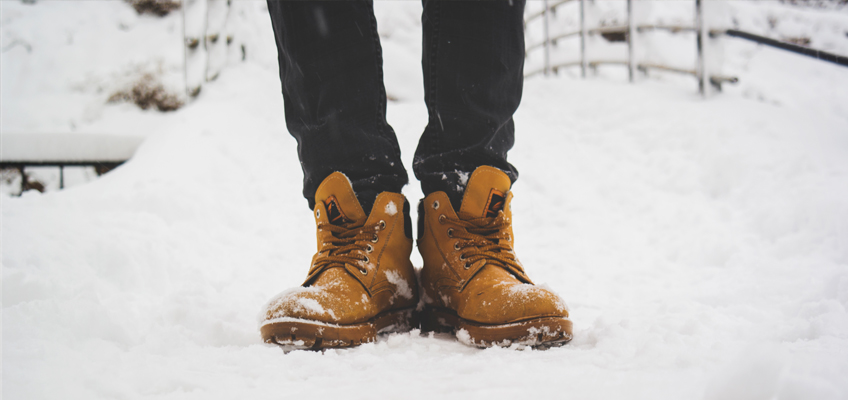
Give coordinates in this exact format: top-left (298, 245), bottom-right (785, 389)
top-left (385, 270), bottom-right (413, 300)
top-left (384, 201), bottom-right (397, 216)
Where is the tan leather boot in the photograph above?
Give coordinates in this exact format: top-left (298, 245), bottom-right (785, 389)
top-left (260, 172), bottom-right (419, 350)
top-left (418, 166), bottom-right (572, 348)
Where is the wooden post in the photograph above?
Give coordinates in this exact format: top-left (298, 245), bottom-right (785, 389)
top-left (696, 0), bottom-right (707, 96)
top-left (543, 0), bottom-right (551, 76)
top-left (628, 0), bottom-right (636, 83)
top-left (580, 0), bottom-right (587, 78)
top-left (59, 165), bottom-right (64, 189)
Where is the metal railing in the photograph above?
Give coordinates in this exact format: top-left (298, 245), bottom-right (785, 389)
top-left (525, 0), bottom-right (733, 95)
top-left (717, 29), bottom-right (848, 68)
top-left (0, 134), bottom-right (143, 194)
top-left (182, 0), bottom-right (233, 97)
top-left (525, 0), bottom-right (847, 95)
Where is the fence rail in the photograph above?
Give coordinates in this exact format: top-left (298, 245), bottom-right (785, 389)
top-left (526, 0), bottom-right (726, 95)
top-left (525, 0), bottom-right (847, 95)
top-left (719, 29), bottom-right (848, 68)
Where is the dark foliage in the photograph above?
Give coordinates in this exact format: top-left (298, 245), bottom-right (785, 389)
top-left (108, 74), bottom-right (184, 112)
top-left (125, 0), bottom-right (181, 17)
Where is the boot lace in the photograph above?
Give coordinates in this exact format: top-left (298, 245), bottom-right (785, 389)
top-left (309, 221), bottom-right (383, 276)
top-left (440, 212), bottom-right (524, 274)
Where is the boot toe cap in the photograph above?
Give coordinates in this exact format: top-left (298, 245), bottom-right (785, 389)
top-left (460, 282), bottom-right (569, 325)
top-left (261, 283), bottom-right (372, 326)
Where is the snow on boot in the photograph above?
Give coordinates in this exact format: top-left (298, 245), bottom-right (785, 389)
top-left (260, 172), bottom-right (419, 350)
top-left (418, 166), bottom-right (572, 348)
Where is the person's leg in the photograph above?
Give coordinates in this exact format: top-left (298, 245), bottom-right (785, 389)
top-left (414, 0), bottom-right (525, 211)
top-left (415, 1), bottom-right (572, 348)
top-left (268, 0), bottom-right (407, 214)
top-left (261, 2), bottom-right (419, 350)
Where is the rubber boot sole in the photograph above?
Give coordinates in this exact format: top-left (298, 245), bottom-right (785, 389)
top-left (261, 307), bottom-right (417, 351)
top-left (421, 306), bottom-right (572, 349)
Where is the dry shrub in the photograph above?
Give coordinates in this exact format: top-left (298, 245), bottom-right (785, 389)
top-left (24, 178), bottom-right (45, 193)
top-left (125, 0), bottom-right (181, 17)
top-left (108, 73), bottom-right (184, 112)
top-left (0, 167), bottom-right (19, 185)
top-left (0, 168), bottom-right (45, 194)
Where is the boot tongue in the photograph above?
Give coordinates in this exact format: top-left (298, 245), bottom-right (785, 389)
top-left (458, 166), bottom-right (512, 220)
top-left (315, 172), bottom-right (367, 227)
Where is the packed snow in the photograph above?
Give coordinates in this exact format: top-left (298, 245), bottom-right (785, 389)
top-left (2, 1), bottom-right (848, 399)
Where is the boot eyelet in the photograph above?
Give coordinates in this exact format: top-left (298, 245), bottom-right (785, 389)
top-left (454, 242), bottom-right (461, 251)
top-left (433, 200), bottom-right (440, 210)
top-left (316, 209), bottom-right (321, 218)
top-left (366, 244), bottom-right (373, 253)
top-left (379, 220), bottom-right (386, 230)
top-left (363, 255), bottom-right (370, 263)
top-left (360, 268), bottom-right (368, 275)
top-left (447, 228), bottom-right (453, 237)
top-left (438, 215), bottom-right (446, 224)
top-left (464, 262), bottom-right (470, 270)
top-left (459, 254), bottom-right (465, 261)
top-left (371, 234), bottom-right (379, 243)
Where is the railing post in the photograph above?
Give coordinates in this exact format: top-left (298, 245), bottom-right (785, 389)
top-left (696, 0), bottom-right (707, 96)
top-left (182, 0), bottom-right (188, 96)
top-left (59, 165), bottom-right (64, 189)
top-left (580, 0), bottom-right (587, 78)
top-left (628, 0), bottom-right (636, 83)
top-left (18, 165), bottom-right (26, 195)
top-left (543, 0), bottom-right (551, 76)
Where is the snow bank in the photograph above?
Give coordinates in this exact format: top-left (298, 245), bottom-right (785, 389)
top-left (1, 133), bottom-right (144, 162)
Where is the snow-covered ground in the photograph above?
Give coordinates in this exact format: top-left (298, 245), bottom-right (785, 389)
top-left (2, 1), bottom-right (848, 399)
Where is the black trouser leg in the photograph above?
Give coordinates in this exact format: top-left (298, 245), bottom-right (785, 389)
top-left (267, 1), bottom-right (408, 213)
top-left (414, 0), bottom-right (525, 210)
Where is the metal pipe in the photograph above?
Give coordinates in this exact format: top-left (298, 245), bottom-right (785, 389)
top-left (723, 29), bottom-right (848, 68)
top-left (182, 0), bottom-right (189, 96)
top-left (637, 24), bottom-right (696, 34)
top-left (696, 0), bottom-right (707, 96)
top-left (543, 0), bottom-right (551, 76)
top-left (525, 0), bottom-right (576, 24)
top-left (580, 0), bottom-right (587, 78)
top-left (627, 0), bottom-right (635, 83)
top-left (18, 165), bottom-right (26, 195)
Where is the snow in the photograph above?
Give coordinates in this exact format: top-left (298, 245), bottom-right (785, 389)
top-left (0, 133), bottom-right (144, 161)
top-left (385, 270), bottom-right (414, 301)
top-left (455, 329), bottom-right (474, 347)
top-left (384, 200), bottom-right (397, 216)
top-left (3, 1), bottom-right (848, 400)
top-left (456, 170), bottom-right (470, 186)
